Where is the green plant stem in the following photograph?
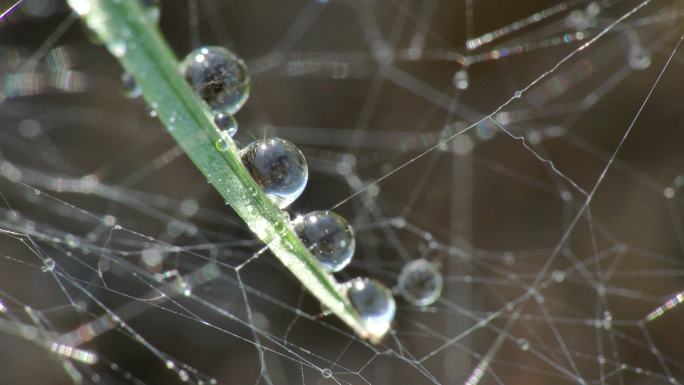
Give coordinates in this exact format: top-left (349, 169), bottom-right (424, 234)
top-left (69, 0), bottom-right (376, 341)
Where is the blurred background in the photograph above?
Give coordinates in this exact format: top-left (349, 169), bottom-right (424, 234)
top-left (1, 0), bottom-right (684, 384)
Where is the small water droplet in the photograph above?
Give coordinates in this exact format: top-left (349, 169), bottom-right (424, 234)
top-left (398, 259), bottom-right (443, 306)
top-left (452, 69), bottom-right (469, 90)
top-left (121, 72), bottom-right (141, 98)
top-left (215, 133), bottom-right (231, 152)
top-left (41, 258), bottom-right (55, 272)
top-left (109, 40), bottom-right (127, 57)
top-left (551, 270), bottom-right (565, 282)
top-left (628, 46), bottom-right (651, 70)
top-left (148, 103), bottom-right (158, 118)
top-left (214, 113), bottom-right (238, 137)
top-left (140, 0), bottom-right (161, 23)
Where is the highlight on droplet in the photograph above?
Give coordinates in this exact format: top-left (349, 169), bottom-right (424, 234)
top-left (645, 290), bottom-right (684, 322)
top-left (49, 342), bottom-right (98, 364)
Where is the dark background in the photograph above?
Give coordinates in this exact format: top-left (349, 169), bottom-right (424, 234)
top-left (0, 0), bottom-right (683, 384)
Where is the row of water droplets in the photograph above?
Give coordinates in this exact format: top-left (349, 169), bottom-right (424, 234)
top-left (109, 0), bottom-right (445, 340)
top-left (175, 44), bottom-right (399, 337)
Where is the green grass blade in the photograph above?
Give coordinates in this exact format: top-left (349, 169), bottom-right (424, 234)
top-left (69, 0), bottom-right (378, 341)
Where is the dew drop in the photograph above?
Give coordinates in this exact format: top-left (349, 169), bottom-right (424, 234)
top-left (452, 69), bottom-right (469, 90)
top-left (180, 46), bottom-right (250, 115)
top-left (214, 113), bottom-right (238, 137)
top-left (140, 0), bottom-right (161, 23)
top-left (321, 368), bottom-right (332, 378)
top-left (551, 270), bottom-right (566, 282)
top-left (215, 131), bottom-right (232, 152)
top-left (148, 104), bottom-right (158, 118)
top-left (240, 138), bottom-right (308, 208)
top-left (398, 259), bottom-right (443, 306)
top-left (41, 258), bottom-right (55, 272)
top-left (272, 220), bottom-right (287, 235)
top-left (628, 46), bottom-right (651, 70)
top-left (345, 278), bottom-right (395, 339)
top-left (71, 0), bottom-right (92, 15)
top-left (517, 338), bottom-right (530, 351)
top-left (293, 211), bottom-right (355, 272)
top-left (120, 72), bottom-right (141, 98)
top-left (108, 40), bottom-right (127, 58)
top-left (178, 370), bottom-right (189, 382)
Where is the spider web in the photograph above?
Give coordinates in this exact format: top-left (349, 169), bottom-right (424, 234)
top-left (1, 0), bottom-right (684, 384)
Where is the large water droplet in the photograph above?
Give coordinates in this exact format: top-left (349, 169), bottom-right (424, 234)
top-left (293, 211), bottom-right (354, 272)
top-left (240, 138), bottom-right (308, 208)
top-left (180, 46), bottom-right (250, 115)
top-left (345, 278), bottom-right (395, 339)
top-left (398, 259), bottom-right (443, 306)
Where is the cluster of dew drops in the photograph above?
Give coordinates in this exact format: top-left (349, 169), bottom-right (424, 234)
top-left (117, 0), bottom-right (445, 340)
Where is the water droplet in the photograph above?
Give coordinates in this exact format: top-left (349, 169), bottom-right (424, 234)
top-left (108, 40), bottom-right (127, 58)
top-left (121, 72), bottom-right (141, 98)
top-left (398, 259), bottom-right (443, 306)
top-left (141, 248), bottom-right (163, 267)
top-left (214, 113), bottom-right (238, 137)
top-left (215, 130), bottom-right (232, 152)
top-left (345, 278), bottom-right (395, 339)
top-left (71, 0), bottom-right (92, 15)
top-left (273, 219), bottom-right (287, 235)
top-left (551, 270), bottom-right (566, 282)
top-left (321, 368), bottom-right (332, 378)
top-left (148, 103), bottom-right (158, 118)
top-left (240, 138), bottom-right (308, 208)
top-left (140, 0), bottom-right (161, 23)
top-left (452, 69), bottom-right (469, 90)
top-left (180, 46), bottom-right (250, 115)
top-left (664, 187), bottom-right (675, 199)
top-left (293, 211), bottom-right (355, 272)
top-left (65, 234), bottom-right (81, 248)
top-left (517, 338), bottom-right (530, 351)
top-left (41, 258), bottom-right (55, 272)
top-left (629, 46), bottom-right (651, 70)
